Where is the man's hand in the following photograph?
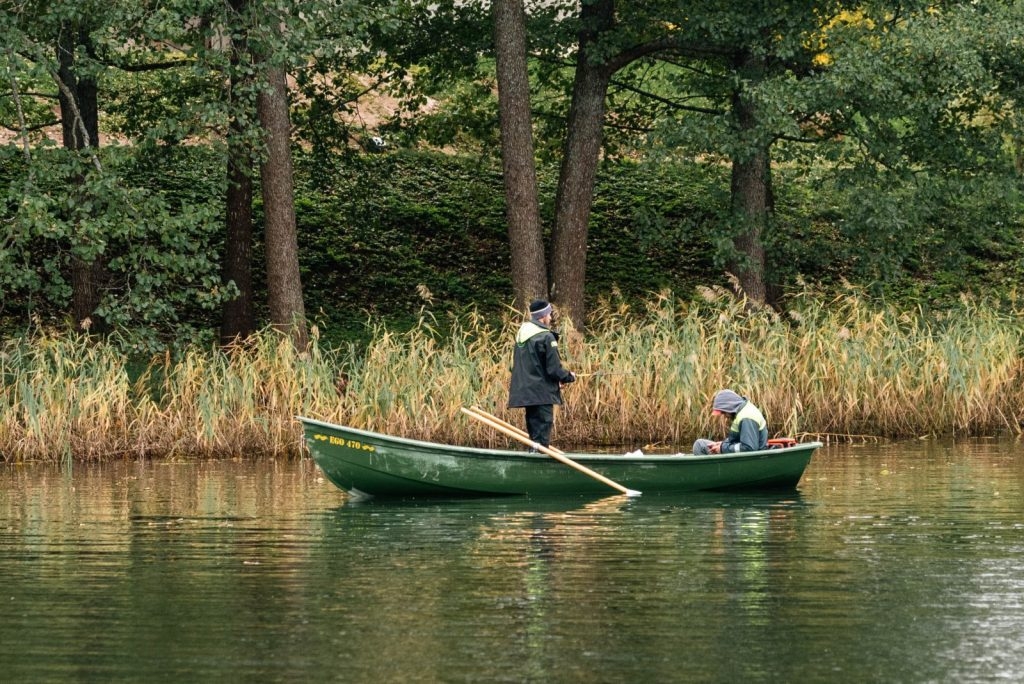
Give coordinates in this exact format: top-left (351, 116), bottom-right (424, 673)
top-left (708, 441), bottom-right (723, 454)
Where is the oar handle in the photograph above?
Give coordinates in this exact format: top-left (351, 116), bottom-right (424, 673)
top-left (460, 407), bottom-right (640, 497)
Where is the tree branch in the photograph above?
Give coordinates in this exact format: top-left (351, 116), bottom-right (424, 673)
top-left (609, 35), bottom-right (735, 74)
top-left (4, 46), bottom-right (33, 167)
top-left (608, 76), bottom-right (724, 116)
top-left (49, 68), bottom-right (102, 172)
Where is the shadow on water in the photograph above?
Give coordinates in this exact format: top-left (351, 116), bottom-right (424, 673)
top-left (324, 487), bottom-right (809, 515)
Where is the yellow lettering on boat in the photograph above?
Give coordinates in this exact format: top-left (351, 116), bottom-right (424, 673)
top-left (324, 435), bottom-right (374, 452)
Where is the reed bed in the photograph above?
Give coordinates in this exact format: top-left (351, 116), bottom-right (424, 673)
top-left (2, 287), bottom-right (1023, 463)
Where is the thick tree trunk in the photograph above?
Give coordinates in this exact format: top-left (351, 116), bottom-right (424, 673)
top-left (728, 59), bottom-right (771, 308)
top-left (57, 27), bottom-right (105, 332)
top-left (493, 0), bottom-right (547, 311)
top-left (257, 65), bottom-right (308, 350)
top-left (550, 0), bottom-right (614, 328)
top-left (729, 152), bottom-right (770, 306)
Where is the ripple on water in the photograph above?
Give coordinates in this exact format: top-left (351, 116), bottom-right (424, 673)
top-left (1, 442), bottom-right (1023, 681)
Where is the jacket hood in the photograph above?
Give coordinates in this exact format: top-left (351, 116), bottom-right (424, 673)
top-left (712, 389), bottom-right (746, 414)
top-left (516, 320), bottom-right (550, 344)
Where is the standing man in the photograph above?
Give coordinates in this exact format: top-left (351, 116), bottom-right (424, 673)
top-left (693, 389), bottom-right (769, 455)
top-left (508, 299), bottom-right (576, 448)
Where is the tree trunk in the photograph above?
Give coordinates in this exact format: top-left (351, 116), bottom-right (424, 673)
top-left (220, 6), bottom-right (256, 345)
top-left (257, 65), bottom-right (308, 350)
top-left (550, 0), bottom-right (614, 328)
top-left (493, 0), bottom-right (547, 312)
top-left (728, 57), bottom-right (771, 308)
top-left (57, 26), bottom-right (105, 332)
top-left (729, 152), bottom-right (770, 306)
top-left (220, 111), bottom-right (256, 344)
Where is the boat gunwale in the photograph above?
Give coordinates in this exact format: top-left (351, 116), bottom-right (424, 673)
top-left (295, 415), bottom-right (823, 464)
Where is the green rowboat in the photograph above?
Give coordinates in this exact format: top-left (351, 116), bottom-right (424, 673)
top-left (298, 416), bottom-right (822, 500)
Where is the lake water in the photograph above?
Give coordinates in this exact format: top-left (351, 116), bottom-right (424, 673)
top-left (2, 439), bottom-right (1023, 682)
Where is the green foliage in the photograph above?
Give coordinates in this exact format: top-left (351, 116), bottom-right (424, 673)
top-left (293, 151), bottom-right (512, 339)
top-left (588, 160), bottom-right (724, 298)
top-left (292, 151), bottom-right (734, 345)
top-left (2, 0), bottom-right (1022, 350)
top-left (0, 145), bottom-right (230, 350)
top-left (819, 3), bottom-right (1020, 172)
top-left (102, 63), bottom-right (226, 146)
top-left (4, 141), bottom-right (1022, 347)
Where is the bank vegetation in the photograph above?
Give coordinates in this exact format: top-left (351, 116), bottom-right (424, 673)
top-left (2, 287), bottom-right (1021, 464)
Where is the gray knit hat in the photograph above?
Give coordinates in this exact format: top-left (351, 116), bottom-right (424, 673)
top-left (529, 299), bottom-right (552, 320)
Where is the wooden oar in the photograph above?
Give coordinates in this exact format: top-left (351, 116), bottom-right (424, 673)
top-left (460, 407), bottom-right (641, 497)
top-left (467, 405), bottom-right (568, 456)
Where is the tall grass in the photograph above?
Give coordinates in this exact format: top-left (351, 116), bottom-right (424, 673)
top-left (2, 287), bottom-right (1022, 462)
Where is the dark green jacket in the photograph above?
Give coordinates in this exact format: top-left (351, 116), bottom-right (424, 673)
top-left (507, 321), bottom-right (574, 407)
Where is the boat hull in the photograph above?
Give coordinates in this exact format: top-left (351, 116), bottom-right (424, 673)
top-left (297, 416), bottom-right (821, 499)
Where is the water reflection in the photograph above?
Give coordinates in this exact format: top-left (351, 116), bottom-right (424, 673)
top-left (303, 490), bottom-right (824, 682)
top-left (1, 439), bottom-right (1023, 682)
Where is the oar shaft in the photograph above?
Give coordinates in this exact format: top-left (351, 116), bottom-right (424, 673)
top-left (468, 406), bottom-right (567, 456)
top-left (460, 407), bottom-right (640, 497)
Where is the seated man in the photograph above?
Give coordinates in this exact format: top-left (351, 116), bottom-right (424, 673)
top-left (693, 389), bottom-right (768, 455)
